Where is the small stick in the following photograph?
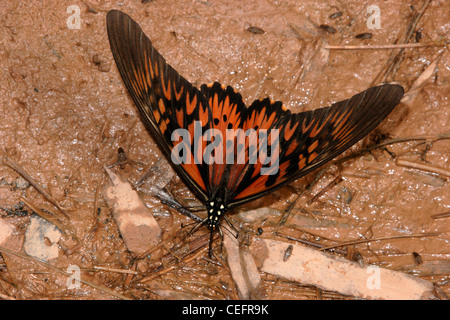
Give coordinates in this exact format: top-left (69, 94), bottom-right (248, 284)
top-left (275, 232), bottom-right (348, 255)
top-left (318, 233), bottom-right (440, 251)
top-left (91, 266), bottom-right (139, 275)
top-left (431, 212), bottom-right (450, 220)
top-left (396, 159), bottom-right (450, 178)
top-left (325, 43), bottom-right (444, 50)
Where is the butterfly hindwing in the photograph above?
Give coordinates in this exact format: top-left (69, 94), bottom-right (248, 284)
top-left (198, 82), bottom-right (247, 197)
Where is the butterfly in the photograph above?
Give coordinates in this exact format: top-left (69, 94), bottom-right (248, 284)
top-left (106, 10), bottom-right (404, 247)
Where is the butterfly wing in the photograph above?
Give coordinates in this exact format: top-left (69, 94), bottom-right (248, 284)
top-left (228, 84), bottom-right (404, 207)
top-left (107, 10), bottom-right (404, 212)
top-left (107, 10), bottom-right (214, 202)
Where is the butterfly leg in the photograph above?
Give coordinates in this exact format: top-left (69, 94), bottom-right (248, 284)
top-left (223, 215), bottom-right (239, 239)
top-left (182, 216), bottom-right (208, 241)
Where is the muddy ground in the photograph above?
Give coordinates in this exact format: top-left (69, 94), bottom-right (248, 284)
top-left (0, 0), bottom-right (449, 299)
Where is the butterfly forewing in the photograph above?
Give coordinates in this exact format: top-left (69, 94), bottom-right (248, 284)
top-left (107, 10), bottom-right (212, 202)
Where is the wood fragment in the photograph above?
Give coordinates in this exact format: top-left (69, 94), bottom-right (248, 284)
top-left (103, 168), bottom-right (162, 255)
top-left (252, 238), bottom-right (437, 300)
top-left (396, 159), bottom-right (450, 178)
top-left (409, 54), bottom-right (442, 92)
top-left (223, 232), bottom-right (261, 299)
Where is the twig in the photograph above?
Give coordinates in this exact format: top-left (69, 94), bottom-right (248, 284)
top-left (403, 0), bottom-right (432, 45)
top-left (325, 43), bottom-right (444, 50)
top-left (275, 232), bottom-right (348, 255)
top-left (318, 233), bottom-right (440, 251)
top-left (396, 159), bottom-right (450, 178)
top-left (91, 266), bottom-right (139, 275)
top-left (409, 53), bottom-right (443, 92)
top-left (431, 212), bottom-right (450, 220)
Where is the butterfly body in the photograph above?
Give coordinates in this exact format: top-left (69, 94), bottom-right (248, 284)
top-left (106, 10), bottom-right (404, 243)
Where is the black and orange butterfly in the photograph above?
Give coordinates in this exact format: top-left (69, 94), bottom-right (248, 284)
top-left (106, 10), bottom-right (404, 244)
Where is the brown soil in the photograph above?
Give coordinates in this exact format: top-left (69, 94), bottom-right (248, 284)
top-left (0, 0), bottom-right (449, 300)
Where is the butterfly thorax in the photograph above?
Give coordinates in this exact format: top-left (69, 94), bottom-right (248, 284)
top-left (206, 199), bottom-right (228, 230)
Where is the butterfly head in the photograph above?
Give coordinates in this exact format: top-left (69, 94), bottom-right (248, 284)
top-left (206, 200), bottom-right (228, 230)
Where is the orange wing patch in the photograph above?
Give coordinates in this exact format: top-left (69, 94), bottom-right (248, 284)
top-left (162, 78), bottom-right (171, 100)
top-left (186, 92), bottom-right (197, 115)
